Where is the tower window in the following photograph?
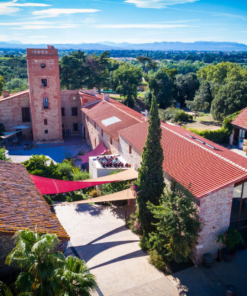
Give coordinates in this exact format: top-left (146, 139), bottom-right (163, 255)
top-left (101, 129), bottom-right (103, 137)
top-left (94, 121), bottom-right (96, 128)
top-left (71, 107), bottom-right (78, 116)
top-left (73, 123), bottom-right (78, 132)
top-left (45, 130), bottom-right (48, 134)
top-left (41, 63), bottom-right (46, 68)
top-left (129, 145), bottom-right (132, 154)
top-left (43, 97), bottom-right (49, 109)
top-left (21, 107), bottom-right (30, 122)
top-left (61, 107), bottom-right (65, 116)
top-left (41, 79), bottom-right (47, 87)
top-left (110, 137), bottom-right (112, 145)
top-left (44, 119), bottom-right (47, 125)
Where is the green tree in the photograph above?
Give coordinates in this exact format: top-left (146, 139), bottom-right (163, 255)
top-left (4, 78), bottom-right (28, 93)
top-left (59, 51), bottom-right (88, 90)
top-left (186, 80), bottom-right (213, 112)
top-left (112, 63), bottom-right (142, 108)
top-left (5, 230), bottom-right (96, 296)
top-left (147, 186), bottom-right (201, 263)
top-left (175, 73), bottom-right (200, 107)
top-left (0, 148), bottom-right (10, 161)
top-left (197, 61), bottom-right (247, 84)
top-left (148, 68), bottom-right (175, 109)
top-left (211, 81), bottom-right (247, 121)
top-left (136, 56), bottom-right (152, 73)
top-left (85, 51), bottom-right (111, 93)
top-left (0, 75), bottom-right (4, 95)
top-left (135, 97), bottom-right (164, 237)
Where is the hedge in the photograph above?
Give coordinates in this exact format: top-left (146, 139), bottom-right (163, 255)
top-left (188, 128), bottom-right (230, 145)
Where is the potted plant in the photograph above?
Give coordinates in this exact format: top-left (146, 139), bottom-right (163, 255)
top-left (217, 228), bottom-right (244, 262)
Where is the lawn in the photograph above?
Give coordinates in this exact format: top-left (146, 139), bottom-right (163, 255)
top-left (184, 113), bottom-right (222, 131)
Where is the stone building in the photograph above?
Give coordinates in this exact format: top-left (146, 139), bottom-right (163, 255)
top-left (1, 45), bottom-right (247, 264)
top-left (0, 160), bottom-right (69, 275)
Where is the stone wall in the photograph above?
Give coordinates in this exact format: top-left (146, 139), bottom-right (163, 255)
top-left (61, 90), bottom-right (81, 136)
top-left (27, 49), bottom-right (63, 142)
top-left (193, 184), bottom-right (234, 263)
top-left (119, 135), bottom-right (142, 170)
top-left (0, 92), bottom-right (32, 139)
top-left (84, 114), bottom-right (119, 154)
top-left (0, 233), bottom-right (15, 275)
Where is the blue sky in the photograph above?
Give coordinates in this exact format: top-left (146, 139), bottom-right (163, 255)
top-left (0, 0), bottom-right (247, 44)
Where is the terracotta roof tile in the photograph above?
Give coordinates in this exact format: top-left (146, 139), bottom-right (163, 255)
top-left (119, 122), bottom-right (247, 199)
top-left (83, 99), bottom-right (143, 140)
top-left (0, 161), bottom-right (69, 239)
top-left (0, 90), bottom-right (29, 101)
top-left (231, 108), bottom-right (247, 130)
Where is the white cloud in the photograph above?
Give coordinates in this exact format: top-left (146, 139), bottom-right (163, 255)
top-left (32, 8), bottom-right (99, 18)
top-left (0, 21), bottom-right (50, 26)
top-left (124, 0), bottom-right (198, 9)
top-left (212, 13), bottom-right (246, 21)
top-left (13, 33), bottom-right (23, 35)
top-left (95, 24), bottom-right (194, 28)
top-left (29, 35), bottom-right (47, 38)
top-left (0, 0), bottom-right (50, 15)
top-left (13, 24), bottom-right (78, 29)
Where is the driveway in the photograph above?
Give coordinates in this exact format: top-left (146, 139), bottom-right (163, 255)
top-left (55, 204), bottom-right (178, 296)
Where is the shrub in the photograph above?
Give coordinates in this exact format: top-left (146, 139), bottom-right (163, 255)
top-left (188, 128), bottom-right (230, 145)
top-left (66, 191), bottom-right (89, 202)
top-left (73, 170), bottom-right (90, 181)
top-left (102, 170), bottom-right (129, 195)
top-left (126, 212), bottom-right (142, 235)
top-left (148, 249), bottom-right (166, 271)
top-left (161, 107), bottom-right (192, 122)
top-left (89, 189), bottom-right (102, 197)
top-left (173, 110), bottom-right (192, 122)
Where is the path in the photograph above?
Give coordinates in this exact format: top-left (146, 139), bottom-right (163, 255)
top-left (55, 204), bottom-right (178, 296)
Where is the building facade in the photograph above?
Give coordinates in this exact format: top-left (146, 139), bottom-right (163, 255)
top-left (1, 45), bottom-right (247, 264)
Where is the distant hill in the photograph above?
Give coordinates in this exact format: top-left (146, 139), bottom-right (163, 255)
top-left (1, 41), bottom-right (247, 51)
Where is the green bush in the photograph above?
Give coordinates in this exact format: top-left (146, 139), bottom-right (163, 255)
top-left (148, 249), bottom-right (166, 271)
top-left (126, 212), bottom-right (142, 235)
top-left (161, 107), bottom-right (192, 122)
top-left (222, 110), bottom-right (241, 133)
top-left (188, 128), bottom-right (230, 145)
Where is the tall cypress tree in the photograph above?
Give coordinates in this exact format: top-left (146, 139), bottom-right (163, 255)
top-left (136, 96), bottom-right (165, 236)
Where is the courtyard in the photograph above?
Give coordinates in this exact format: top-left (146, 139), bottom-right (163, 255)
top-left (5, 136), bottom-right (90, 164)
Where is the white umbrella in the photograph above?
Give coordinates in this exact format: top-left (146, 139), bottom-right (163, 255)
top-left (0, 131), bottom-right (18, 139)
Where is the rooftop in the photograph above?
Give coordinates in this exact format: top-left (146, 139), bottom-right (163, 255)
top-left (231, 108), bottom-right (247, 130)
top-left (83, 98), bottom-right (143, 140)
top-left (0, 90), bottom-right (29, 102)
top-left (119, 121), bottom-right (247, 199)
top-left (0, 160), bottom-right (69, 239)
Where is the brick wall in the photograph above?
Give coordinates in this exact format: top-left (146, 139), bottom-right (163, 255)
top-left (0, 233), bottom-right (15, 275)
top-left (193, 184), bottom-right (234, 263)
top-left (27, 48), bottom-right (62, 142)
top-left (0, 92), bottom-right (32, 139)
top-left (61, 90), bottom-right (81, 135)
top-left (119, 135), bottom-right (142, 170)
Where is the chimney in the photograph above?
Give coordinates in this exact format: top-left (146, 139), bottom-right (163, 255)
top-left (103, 93), bottom-right (109, 102)
top-left (3, 90), bottom-right (9, 98)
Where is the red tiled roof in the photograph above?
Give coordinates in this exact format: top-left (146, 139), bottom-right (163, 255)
top-left (119, 122), bottom-right (247, 199)
top-left (0, 161), bottom-right (69, 239)
top-left (83, 99), bottom-right (143, 140)
top-left (0, 90), bottom-right (29, 101)
top-left (231, 108), bottom-right (247, 130)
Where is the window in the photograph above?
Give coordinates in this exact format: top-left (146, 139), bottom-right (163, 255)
top-left (110, 137), bottom-right (112, 145)
top-left (129, 145), bottom-right (132, 154)
top-left (41, 63), bottom-right (46, 69)
top-left (44, 119), bottom-right (47, 125)
top-left (73, 123), bottom-right (78, 132)
top-left (61, 107), bottom-right (65, 116)
top-left (21, 107), bottom-right (30, 122)
top-left (101, 129), bottom-right (103, 137)
top-left (41, 79), bottom-right (47, 87)
top-left (73, 96), bottom-right (77, 101)
top-left (94, 121), bottom-right (96, 129)
top-left (240, 129), bottom-right (245, 138)
top-left (71, 107), bottom-right (78, 116)
top-left (43, 97), bottom-right (48, 109)
top-left (45, 130), bottom-right (48, 134)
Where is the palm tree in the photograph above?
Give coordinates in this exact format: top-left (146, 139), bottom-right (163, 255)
top-left (55, 256), bottom-right (96, 296)
top-left (5, 230), bottom-right (96, 296)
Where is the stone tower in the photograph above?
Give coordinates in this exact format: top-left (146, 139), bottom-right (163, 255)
top-left (27, 45), bottom-right (63, 142)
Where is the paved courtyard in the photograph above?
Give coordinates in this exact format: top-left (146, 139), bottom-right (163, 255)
top-left (55, 203), bottom-right (179, 296)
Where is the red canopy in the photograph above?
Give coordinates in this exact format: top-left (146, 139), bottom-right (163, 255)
top-left (78, 141), bottom-right (108, 164)
top-left (30, 174), bottom-right (117, 195)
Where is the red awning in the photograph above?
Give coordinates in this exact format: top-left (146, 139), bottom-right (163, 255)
top-left (30, 175), bottom-right (116, 195)
top-left (78, 141), bottom-right (108, 163)
top-left (30, 169), bottom-right (138, 195)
